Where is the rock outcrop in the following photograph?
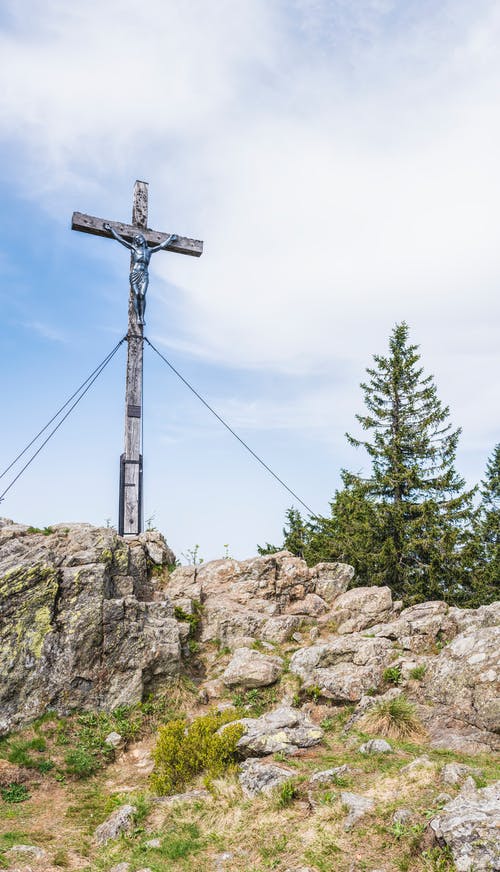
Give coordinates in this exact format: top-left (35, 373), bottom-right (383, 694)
top-left (2, 521), bottom-right (499, 755)
top-left (0, 521), bottom-right (180, 734)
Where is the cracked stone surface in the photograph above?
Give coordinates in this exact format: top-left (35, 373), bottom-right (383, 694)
top-left (430, 780), bottom-right (500, 871)
top-left (0, 523), bottom-right (180, 734)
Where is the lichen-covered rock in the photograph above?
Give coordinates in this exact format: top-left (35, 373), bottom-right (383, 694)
top-left (322, 586), bottom-right (393, 634)
top-left (225, 705), bottom-right (323, 756)
top-left (0, 523), bottom-right (181, 734)
top-left (430, 780), bottom-right (500, 870)
top-left (222, 647), bottom-right (284, 688)
top-left (310, 764), bottom-right (351, 786)
top-left (261, 615), bottom-right (302, 643)
top-left (287, 593), bottom-right (328, 617)
top-left (341, 791), bottom-right (374, 829)
top-left (369, 601), bottom-right (459, 653)
top-left (312, 562), bottom-right (354, 602)
top-left (239, 757), bottom-right (294, 796)
top-left (165, 552), bottom-right (354, 646)
top-left (6, 843), bottom-right (46, 860)
top-left (359, 739), bottom-right (392, 754)
top-left (93, 804), bottom-right (136, 845)
top-left (289, 635), bottom-right (394, 701)
top-left (440, 763), bottom-right (480, 786)
top-left (420, 626), bottom-right (500, 751)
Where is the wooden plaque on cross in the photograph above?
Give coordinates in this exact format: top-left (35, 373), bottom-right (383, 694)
top-left (72, 181), bottom-right (203, 536)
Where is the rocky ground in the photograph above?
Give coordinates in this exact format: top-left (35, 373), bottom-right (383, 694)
top-left (0, 522), bottom-right (499, 871)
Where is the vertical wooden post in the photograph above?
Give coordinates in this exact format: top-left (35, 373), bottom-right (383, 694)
top-left (118, 180), bottom-right (148, 536)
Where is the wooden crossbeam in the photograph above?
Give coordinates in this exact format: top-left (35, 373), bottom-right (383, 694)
top-left (71, 211), bottom-right (203, 257)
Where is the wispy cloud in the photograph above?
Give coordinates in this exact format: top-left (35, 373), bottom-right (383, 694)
top-left (21, 320), bottom-right (69, 343)
top-left (0, 0), bottom-right (498, 538)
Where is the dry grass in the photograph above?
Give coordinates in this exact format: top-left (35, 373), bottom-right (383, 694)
top-left (360, 695), bottom-right (427, 740)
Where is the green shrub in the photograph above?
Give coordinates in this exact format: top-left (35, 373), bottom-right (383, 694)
top-left (151, 710), bottom-right (244, 796)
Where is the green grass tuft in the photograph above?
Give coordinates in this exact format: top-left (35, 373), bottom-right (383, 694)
top-left (361, 695), bottom-right (426, 740)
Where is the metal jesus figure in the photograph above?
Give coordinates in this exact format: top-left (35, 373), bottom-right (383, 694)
top-left (72, 180), bottom-right (203, 536)
top-left (103, 223), bottom-right (177, 326)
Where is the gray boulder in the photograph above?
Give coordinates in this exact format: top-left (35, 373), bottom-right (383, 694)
top-left (289, 635), bottom-right (394, 702)
top-left (310, 764), bottom-right (351, 786)
top-left (341, 791), bottom-right (374, 829)
top-left (359, 739), bottom-right (392, 754)
top-left (430, 780), bottom-right (500, 870)
top-left (421, 625), bottom-right (500, 752)
top-left (440, 763), bottom-right (481, 786)
top-left (93, 804), bottom-right (136, 845)
top-left (224, 705), bottom-right (323, 756)
top-left (239, 757), bottom-right (295, 796)
top-left (222, 647), bottom-right (284, 688)
top-left (6, 844), bottom-right (46, 860)
top-left (261, 615), bottom-right (302, 643)
top-left (323, 586), bottom-right (393, 634)
top-left (312, 562), bottom-right (354, 602)
top-left (166, 552), bottom-right (354, 646)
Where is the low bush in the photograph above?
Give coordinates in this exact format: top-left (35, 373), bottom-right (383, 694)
top-left (151, 710), bottom-right (244, 796)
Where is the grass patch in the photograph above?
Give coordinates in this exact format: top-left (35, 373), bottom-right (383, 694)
top-left (65, 784), bottom-right (123, 834)
top-left (383, 665), bottom-right (402, 685)
top-left (409, 664), bottom-right (427, 680)
top-left (160, 822), bottom-right (204, 861)
top-left (1, 692), bottom-right (192, 783)
top-left (274, 779), bottom-right (298, 808)
top-left (0, 783), bottom-right (30, 803)
top-left (360, 695), bottom-right (426, 740)
top-left (151, 710), bottom-right (244, 796)
top-left (230, 686), bottom-right (278, 716)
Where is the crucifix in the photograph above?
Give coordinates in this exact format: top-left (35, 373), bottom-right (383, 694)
top-left (72, 180), bottom-right (203, 536)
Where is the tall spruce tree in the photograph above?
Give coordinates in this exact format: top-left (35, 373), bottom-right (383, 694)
top-left (261, 323), bottom-right (476, 604)
top-left (470, 444), bottom-right (500, 604)
top-left (341, 322), bottom-right (476, 601)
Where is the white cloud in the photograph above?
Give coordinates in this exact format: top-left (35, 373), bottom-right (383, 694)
top-left (0, 0), bottom-right (498, 516)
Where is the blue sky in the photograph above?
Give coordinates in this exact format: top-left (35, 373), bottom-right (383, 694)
top-left (1, 0), bottom-right (499, 561)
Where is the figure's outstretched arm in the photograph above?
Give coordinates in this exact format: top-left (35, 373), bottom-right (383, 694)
top-left (150, 233), bottom-right (177, 254)
top-left (103, 223), bottom-right (133, 250)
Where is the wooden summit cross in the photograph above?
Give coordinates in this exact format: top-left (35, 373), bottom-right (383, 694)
top-left (72, 180), bottom-right (203, 536)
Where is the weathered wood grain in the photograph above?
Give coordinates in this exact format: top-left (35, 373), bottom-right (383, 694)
top-left (71, 211), bottom-right (203, 257)
top-left (133, 180), bottom-right (148, 229)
